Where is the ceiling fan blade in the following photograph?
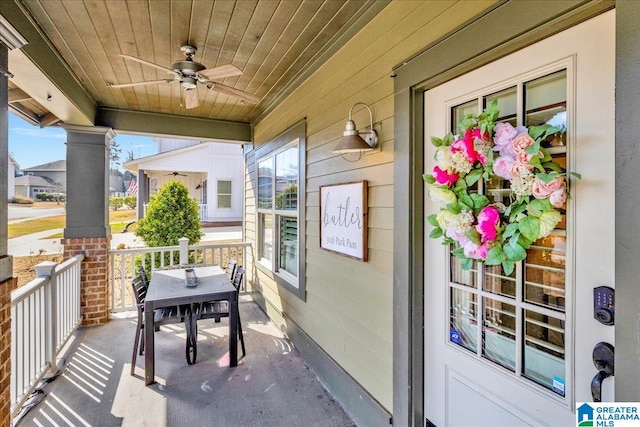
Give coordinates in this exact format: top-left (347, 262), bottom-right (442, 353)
top-left (107, 79), bottom-right (173, 88)
top-left (209, 83), bottom-right (260, 104)
top-left (184, 89), bottom-right (200, 109)
top-left (198, 64), bottom-right (243, 80)
top-left (119, 54), bottom-right (179, 77)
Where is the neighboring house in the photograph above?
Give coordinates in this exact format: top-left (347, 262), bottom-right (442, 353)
top-left (8, 154), bottom-right (18, 200)
top-left (14, 174), bottom-right (57, 199)
top-left (22, 159), bottom-right (66, 194)
top-left (124, 139), bottom-right (243, 223)
top-left (109, 173), bottom-right (126, 197)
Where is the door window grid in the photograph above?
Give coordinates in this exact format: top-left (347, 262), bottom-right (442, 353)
top-left (446, 70), bottom-right (569, 395)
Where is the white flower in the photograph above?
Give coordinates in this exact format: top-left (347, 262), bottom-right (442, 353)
top-left (451, 151), bottom-right (473, 174)
top-left (510, 169), bottom-right (535, 198)
top-left (434, 146), bottom-right (452, 170)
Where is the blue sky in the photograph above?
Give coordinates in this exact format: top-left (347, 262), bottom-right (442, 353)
top-left (8, 112), bottom-right (158, 170)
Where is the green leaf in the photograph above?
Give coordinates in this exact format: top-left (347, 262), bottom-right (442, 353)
top-left (447, 203), bottom-right (461, 214)
top-left (461, 258), bottom-right (474, 270)
top-left (485, 245), bottom-right (507, 265)
top-left (541, 161), bottom-right (564, 173)
top-left (509, 202), bottom-right (527, 222)
top-left (519, 216), bottom-right (540, 242)
top-left (459, 117), bottom-right (476, 131)
top-left (464, 229), bottom-right (482, 245)
top-left (443, 132), bottom-right (455, 146)
top-left (503, 223), bottom-right (519, 239)
top-left (501, 260), bottom-right (515, 276)
top-left (427, 214), bottom-right (439, 227)
top-left (535, 172), bottom-right (558, 184)
top-left (539, 147), bottom-right (552, 163)
top-left (569, 171), bottom-right (582, 180)
top-left (423, 174), bottom-right (436, 184)
top-left (504, 241), bottom-right (526, 262)
top-left (525, 139), bottom-right (541, 156)
top-left (459, 194), bottom-right (474, 210)
top-left (470, 193), bottom-right (490, 210)
top-left (465, 169), bottom-right (482, 186)
top-left (429, 228), bottom-right (443, 239)
top-left (517, 233), bottom-right (533, 250)
top-left (528, 126), bottom-right (546, 140)
top-left (452, 246), bottom-right (465, 257)
top-left (528, 198), bottom-right (552, 216)
top-left (431, 136), bottom-right (443, 147)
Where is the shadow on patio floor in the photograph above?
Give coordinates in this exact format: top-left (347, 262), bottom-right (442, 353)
top-left (15, 297), bottom-right (355, 427)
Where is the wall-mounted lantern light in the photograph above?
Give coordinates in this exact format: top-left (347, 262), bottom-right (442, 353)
top-left (332, 102), bottom-right (378, 162)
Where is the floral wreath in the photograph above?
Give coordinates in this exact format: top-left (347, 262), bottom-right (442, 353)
top-left (424, 100), bottom-right (579, 276)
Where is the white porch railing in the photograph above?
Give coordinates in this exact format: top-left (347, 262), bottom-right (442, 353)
top-left (143, 203), bottom-right (208, 222)
top-left (108, 240), bottom-right (254, 313)
top-left (10, 254), bottom-right (84, 419)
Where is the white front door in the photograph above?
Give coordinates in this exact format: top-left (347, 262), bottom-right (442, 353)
top-left (423, 11), bottom-right (615, 427)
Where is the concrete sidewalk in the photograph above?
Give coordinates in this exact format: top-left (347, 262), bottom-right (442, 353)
top-left (9, 226), bottom-right (243, 257)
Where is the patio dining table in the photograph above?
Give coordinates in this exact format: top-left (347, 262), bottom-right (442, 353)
top-left (144, 265), bottom-right (238, 385)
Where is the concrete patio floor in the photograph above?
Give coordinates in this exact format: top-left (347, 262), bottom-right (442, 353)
top-left (14, 297), bottom-right (356, 427)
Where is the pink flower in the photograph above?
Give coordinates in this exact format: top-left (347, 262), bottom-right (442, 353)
top-left (432, 166), bottom-right (459, 186)
top-left (463, 240), bottom-right (492, 260)
top-left (476, 206), bottom-right (500, 242)
top-left (549, 188), bottom-right (567, 208)
top-left (513, 133), bottom-right (535, 153)
top-left (510, 161), bottom-right (533, 177)
top-left (493, 156), bottom-right (515, 180)
top-left (493, 122), bottom-right (518, 147)
top-left (450, 137), bottom-right (477, 164)
top-left (532, 176), bottom-right (565, 199)
top-left (515, 150), bottom-right (533, 164)
top-left (467, 129), bottom-right (490, 165)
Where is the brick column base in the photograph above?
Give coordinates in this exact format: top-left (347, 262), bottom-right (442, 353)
top-left (63, 237), bottom-right (111, 326)
top-left (1, 276), bottom-right (18, 427)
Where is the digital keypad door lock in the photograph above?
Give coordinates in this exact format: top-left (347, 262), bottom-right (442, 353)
top-left (594, 286), bottom-right (614, 326)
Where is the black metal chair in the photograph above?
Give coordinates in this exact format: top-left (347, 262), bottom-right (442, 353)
top-left (197, 266), bottom-right (246, 358)
top-left (225, 259), bottom-right (237, 280)
top-left (129, 273), bottom-right (197, 376)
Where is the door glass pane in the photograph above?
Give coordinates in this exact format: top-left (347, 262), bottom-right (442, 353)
top-left (258, 158), bottom-right (274, 209)
top-left (451, 100), bottom-right (477, 135)
top-left (525, 70), bottom-right (567, 148)
top-left (450, 288), bottom-right (477, 353)
top-left (483, 298), bottom-right (516, 371)
top-left (279, 216), bottom-right (297, 277)
top-left (484, 264), bottom-right (516, 298)
top-left (485, 86), bottom-right (517, 125)
top-left (523, 310), bottom-right (565, 395)
top-left (525, 235), bottom-right (566, 311)
top-left (260, 214), bottom-right (273, 263)
top-left (450, 252), bottom-right (478, 288)
top-left (275, 147), bottom-right (298, 210)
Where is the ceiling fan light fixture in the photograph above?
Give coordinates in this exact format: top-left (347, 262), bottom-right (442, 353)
top-left (181, 77), bottom-right (198, 90)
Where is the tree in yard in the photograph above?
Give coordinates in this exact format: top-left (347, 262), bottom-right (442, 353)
top-left (135, 181), bottom-right (202, 247)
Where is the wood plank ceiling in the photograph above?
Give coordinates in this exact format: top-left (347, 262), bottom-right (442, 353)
top-left (11, 0), bottom-right (384, 127)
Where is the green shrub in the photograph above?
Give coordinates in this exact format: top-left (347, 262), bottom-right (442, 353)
top-left (109, 196), bottom-right (124, 211)
top-left (123, 195), bottom-right (137, 209)
top-left (134, 181), bottom-right (202, 247)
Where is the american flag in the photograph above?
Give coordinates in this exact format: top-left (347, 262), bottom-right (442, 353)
top-left (127, 180), bottom-right (138, 195)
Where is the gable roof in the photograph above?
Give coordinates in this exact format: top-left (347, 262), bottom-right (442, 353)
top-left (15, 175), bottom-right (57, 188)
top-left (23, 159), bottom-right (66, 172)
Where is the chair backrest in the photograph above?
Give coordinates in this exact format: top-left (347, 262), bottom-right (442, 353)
top-left (131, 274), bottom-right (148, 306)
top-left (232, 266), bottom-right (244, 291)
top-left (225, 260), bottom-right (237, 280)
top-left (138, 266), bottom-right (149, 287)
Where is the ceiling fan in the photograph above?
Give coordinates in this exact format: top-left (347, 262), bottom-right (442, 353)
top-left (166, 171), bottom-right (188, 177)
top-left (106, 45), bottom-right (260, 109)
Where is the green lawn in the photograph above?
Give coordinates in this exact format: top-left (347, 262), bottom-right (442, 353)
top-left (9, 210), bottom-right (137, 239)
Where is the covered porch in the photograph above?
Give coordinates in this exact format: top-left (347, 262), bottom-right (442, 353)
top-left (14, 296), bottom-right (354, 427)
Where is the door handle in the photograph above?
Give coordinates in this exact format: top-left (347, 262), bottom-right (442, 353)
top-left (591, 342), bottom-right (614, 402)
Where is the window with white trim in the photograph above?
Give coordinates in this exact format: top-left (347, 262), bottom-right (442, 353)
top-left (217, 180), bottom-right (232, 209)
top-left (256, 121), bottom-right (306, 299)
